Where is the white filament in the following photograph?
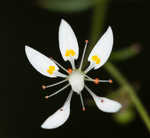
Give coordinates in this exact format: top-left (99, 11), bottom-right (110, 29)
top-left (47, 84), bottom-right (70, 98)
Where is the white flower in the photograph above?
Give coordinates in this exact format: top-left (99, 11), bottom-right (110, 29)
top-left (25, 19), bottom-right (122, 129)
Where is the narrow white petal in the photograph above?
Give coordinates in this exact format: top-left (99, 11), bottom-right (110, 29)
top-left (88, 27), bottom-right (113, 70)
top-left (59, 19), bottom-right (79, 61)
top-left (85, 85), bottom-right (122, 113)
top-left (25, 46), bottom-right (59, 78)
top-left (41, 91), bottom-right (73, 129)
top-left (92, 95), bottom-right (122, 113)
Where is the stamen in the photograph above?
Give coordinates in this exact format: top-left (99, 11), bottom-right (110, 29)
top-left (94, 78), bottom-right (99, 84)
top-left (84, 75), bottom-right (113, 84)
top-left (84, 85), bottom-right (95, 97)
top-left (85, 40), bottom-right (89, 43)
top-left (79, 93), bottom-right (86, 111)
top-left (45, 96), bottom-right (49, 99)
top-left (70, 57), bottom-right (75, 69)
top-left (108, 79), bottom-right (113, 84)
top-left (42, 85), bottom-right (47, 90)
top-left (45, 84), bottom-right (70, 99)
top-left (42, 79), bottom-right (68, 90)
top-left (84, 74), bottom-right (93, 81)
top-left (84, 62), bottom-right (95, 74)
top-left (67, 68), bottom-right (72, 74)
top-left (79, 40), bottom-right (88, 70)
top-left (50, 57), bottom-right (68, 73)
top-left (55, 72), bottom-right (67, 78)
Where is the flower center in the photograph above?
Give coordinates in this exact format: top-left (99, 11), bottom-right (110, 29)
top-left (68, 70), bottom-right (84, 94)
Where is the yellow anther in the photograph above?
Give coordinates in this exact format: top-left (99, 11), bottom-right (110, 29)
top-left (65, 49), bottom-right (75, 57)
top-left (92, 55), bottom-right (101, 64)
top-left (47, 66), bottom-right (55, 75)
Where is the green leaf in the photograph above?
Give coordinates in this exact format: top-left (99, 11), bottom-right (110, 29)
top-left (37, 0), bottom-right (101, 13)
top-left (110, 43), bottom-right (141, 62)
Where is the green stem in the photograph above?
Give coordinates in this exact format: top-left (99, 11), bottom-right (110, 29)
top-left (105, 62), bottom-right (150, 132)
top-left (110, 45), bottom-right (140, 62)
top-left (89, 0), bottom-right (150, 132)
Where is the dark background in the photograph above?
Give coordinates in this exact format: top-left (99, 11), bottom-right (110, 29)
top-left (5, 0), bottom-right (150, 138)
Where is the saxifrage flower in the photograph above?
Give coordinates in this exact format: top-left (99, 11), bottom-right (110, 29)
top-left (25, 19), bottom-right (122, 129)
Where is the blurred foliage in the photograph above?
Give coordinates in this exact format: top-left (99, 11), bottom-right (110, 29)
top-left (110, 43), bottom-right (141, 62)
top-left (37, 0), bottom-right (104, 13)
top-left (113, 108), bottom-right (136, 124)
top-left (108, 86), bottom-right (135, 124)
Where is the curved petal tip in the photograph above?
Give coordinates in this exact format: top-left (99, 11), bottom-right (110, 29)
top-left (41, 91), bottom-right (73, 129)
top-left (41, 107), bottom-right (70, 129)
top-left (95, 97), bottom-right (122, 113)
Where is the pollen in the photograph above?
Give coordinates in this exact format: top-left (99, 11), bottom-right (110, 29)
top-left (91, 55), bottom-right (101, 64)
top-left (82, 107), bottom-right (86, 111)
top-left (67, 68), bottom-right (72, 74)
top-left (47, 66), bottom-right (55, 75)
top-left (109, 79), bottom-right (113, 84)
top-left (94, 78), bottom-right (99, 84)
top-left (42, 85), bottom-right (46, 90)
top-left (45, 96), bottom-right (49, 99)
top-left (65, 49), bottom-right (75, 57)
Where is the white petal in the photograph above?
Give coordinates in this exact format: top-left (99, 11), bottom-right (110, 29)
top-left (59, 19), bottom-right (79, 61)
top-left (88, 27), bottom-right (113, 69)
top-left (41, 91), bottom-right (73, 129)
top-left (25, 46), bottom-right (59, 78)
top-left (92, 94), bottom-right (122, 113)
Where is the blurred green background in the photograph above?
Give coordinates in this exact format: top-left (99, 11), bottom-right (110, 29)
top-left (6, 0), bottom-right (150, 138)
